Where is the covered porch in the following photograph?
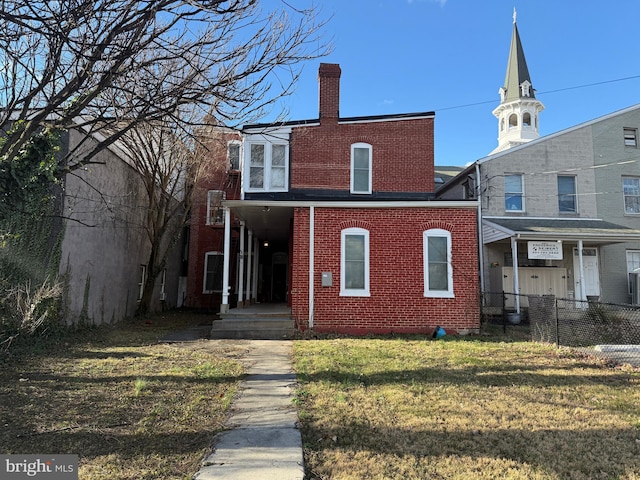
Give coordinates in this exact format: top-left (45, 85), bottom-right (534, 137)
top-left (482, 217), bottom-right (640, 312)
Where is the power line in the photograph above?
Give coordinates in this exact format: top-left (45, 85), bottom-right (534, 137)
top-left (434, 74), bottom-right (640, 113)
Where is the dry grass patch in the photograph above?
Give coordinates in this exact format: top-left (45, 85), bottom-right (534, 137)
top-left (0, 312), bottom-right (243, 480)
top-left (293, 336), bottom-right (640, 480)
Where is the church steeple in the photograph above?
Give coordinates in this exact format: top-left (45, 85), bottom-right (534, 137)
top-left (490, 10), bottom-right (544, 154)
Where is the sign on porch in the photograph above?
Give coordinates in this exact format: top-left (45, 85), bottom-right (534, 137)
top-left (528, 241), bottom-right (563, 260)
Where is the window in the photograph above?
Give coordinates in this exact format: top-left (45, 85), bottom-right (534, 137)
top-left (557, 175), bottom-right (577, 213)
top-left (206, 190), bottom-right (225, 225)
top-left (523, 112), bottom-right (531, 127)
top-left (138, 265), bottom-right (146, 301)
top-left (509, 114), bottom-right (518, 128)
top-left (340, 228), bottom-right (370, 296)
top-left (504, 174), bottom-right (524, 211)
top-left (423, 229), bottom-right (454, 298)
top-left (624, 128), bottom-right (638, 147)
top-left (627, 250), bottom-right (640, 294)
top-left (271, 144), bottom-right (286, 189)
top-left (228, 142), bottom-right (240, 170)
top-left (203, 252), bottom-right (223, 293)
top-left (350, 143), bottom-right (372, 194)
top-left (247, 142), bottom-right (288, 191)
top-left (623, 177), bottom-right (640, 214)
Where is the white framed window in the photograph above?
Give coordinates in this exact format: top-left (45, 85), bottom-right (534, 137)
top-left (138, 265), bottom-right (146, 301)
top-left (627, 250), bottom-right (640, 294)
top-left (557, 175), bottom-right (577, 213)
top-left (203, 252), bottom-right (224, 293)
top-left (423, 229), bottom-right (454, 298)
top-left (350, 143), bottom-right (372, 194)
top-left (624, 128), bottom-right (638, 147)
top-left (228, 142), bottom-right (241, 170)
top-left (246, 142), bottom-right (289, 192)
top-left (206, 190), bottom-right (225, 225)
top-left (623, 176), bottom-right (640, 214)
top-left (505, 174), bottom-right (524, 211)
top-left (340, 227), bottom-right (370, 297)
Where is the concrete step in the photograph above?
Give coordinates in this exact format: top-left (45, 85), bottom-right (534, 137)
top-left (211, 317), bottom-right (295, 340)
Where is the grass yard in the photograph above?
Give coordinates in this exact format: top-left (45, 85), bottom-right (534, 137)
top-left (0, 312), bottom-right (243, 480)
top-left (293, 335), bottom-right (640, 480)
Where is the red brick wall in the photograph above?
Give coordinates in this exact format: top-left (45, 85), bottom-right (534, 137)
top-left (290, 118), bottom-right (435, 193)
top-left (186, 129), bottom-right (241, 310)
top-left (291, 206), bottom-right (479, 334)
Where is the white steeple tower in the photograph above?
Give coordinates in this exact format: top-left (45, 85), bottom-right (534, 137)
top-left (490, 10), bottom-right (544, 154)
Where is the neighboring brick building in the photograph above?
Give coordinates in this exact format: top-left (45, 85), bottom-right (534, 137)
top-left (189, 63), bottom-right (480, 335)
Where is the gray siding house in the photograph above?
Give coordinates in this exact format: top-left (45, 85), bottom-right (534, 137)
top-left (438, 104), bottom-right (640, 308)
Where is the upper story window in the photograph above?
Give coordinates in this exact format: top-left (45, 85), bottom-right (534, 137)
top-left (508, 114), bottom-right (518, 128)
top-left (523, 112), bottom-right (531, 127)
top-left (623, 176), bottom-right (640, 214)
top-left (624, 128), bottom-right (638, 147)
top-left (504, 174), bottom-right (524, 212)
top-left (228, 142), bottom-right (241, 170)
top-left (351, 143), bottom-right (372, 194)
top-left (423, 229), bottom-right (454, 298)
top-left (246, 142), bottom-right (288, 192)
top-left (206, 190), bottom-right (225, 225)
top-left (557, 175), bottom-right (577, 213)
top-left (340, 227), bottom-right (370, 297)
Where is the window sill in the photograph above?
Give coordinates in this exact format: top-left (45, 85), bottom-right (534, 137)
top-left (340, 290), bottom-right (371, 297)
top-left (424, 291), bottom-right (455, 299)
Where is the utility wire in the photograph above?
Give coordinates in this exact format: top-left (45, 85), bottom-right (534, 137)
top-left (434, 74), bottom-right (640, 113)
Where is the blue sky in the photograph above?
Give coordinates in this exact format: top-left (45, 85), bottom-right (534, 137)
top-left (263, 0), bottom-right (640, 166)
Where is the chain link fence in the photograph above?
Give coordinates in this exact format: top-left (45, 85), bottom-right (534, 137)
top-left (481, 291), bottom-right (640, 367)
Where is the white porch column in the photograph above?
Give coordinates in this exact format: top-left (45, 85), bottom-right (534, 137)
top-left (220, 207), bottom-right (231, 313)
top-left (245, 229), bottom-right (253, 304)
top-left (252, 236), bottom-right (259, 302)
top-left (237, 221), bottom-right (245, 308)
top-left (309, 206), bottom-right (315, 329)
top-left (578, 240), bottom-right (587, 301)
top-left (511, 236), bottom-right (521, 313)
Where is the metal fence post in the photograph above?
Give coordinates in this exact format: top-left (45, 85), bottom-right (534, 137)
top-left (555, 296), bottom-right (560, 347)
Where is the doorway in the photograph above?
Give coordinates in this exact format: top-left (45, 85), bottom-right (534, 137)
top-left (573, 247), bottom-right (600, 300)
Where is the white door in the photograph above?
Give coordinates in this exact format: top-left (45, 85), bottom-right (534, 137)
top-left (573, 248), bottom-right (600, 300)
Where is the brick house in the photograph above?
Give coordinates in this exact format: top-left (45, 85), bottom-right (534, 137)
top-left (187, 63), bottom-right (480, 335)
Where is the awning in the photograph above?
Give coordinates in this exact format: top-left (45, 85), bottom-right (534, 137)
top-left (483, 217), bottom-right (640, 244)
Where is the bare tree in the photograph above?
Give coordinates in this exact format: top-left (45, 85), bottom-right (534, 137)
top-left (114, 107), bottom-right (211, 316)
top-left (0, 0), bottom-right (330, 169)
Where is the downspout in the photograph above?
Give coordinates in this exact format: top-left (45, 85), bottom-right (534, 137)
top-left (475, 163), bottom-right (485, 294)
top-left (309, 206), bottom-right (315, 329)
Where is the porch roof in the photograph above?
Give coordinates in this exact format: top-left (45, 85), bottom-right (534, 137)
top-left (483, 217), bottom-right (640, 244)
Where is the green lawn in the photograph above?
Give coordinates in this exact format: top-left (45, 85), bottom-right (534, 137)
top-left (0, 312), bottom-right (243, 480)
top-left (293, 335), bottom-right (640, 480)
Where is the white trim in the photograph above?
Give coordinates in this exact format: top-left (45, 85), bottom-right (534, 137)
top-left (350, 143), bottom-right (372, 194)
top-left (340, 227), bottom-right (370, 297)
top-left (224, 200), bottom-right (478, 209)
top-left (244, 140), bottom-right (289, 193)
top-left (423, 229), bottom-right (454, 298)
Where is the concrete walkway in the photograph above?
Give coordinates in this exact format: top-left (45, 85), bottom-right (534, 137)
top-left (193, 340), bottom-right (304, 480)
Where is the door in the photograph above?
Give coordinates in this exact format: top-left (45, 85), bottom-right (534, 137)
top-left (573, 248), bottom-right (600, 300)
top-left (271, 252), bottom-right (288, 302)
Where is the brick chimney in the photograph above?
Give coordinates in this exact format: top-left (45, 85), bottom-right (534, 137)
top-left (318, 63), bottom-right (341, 124)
